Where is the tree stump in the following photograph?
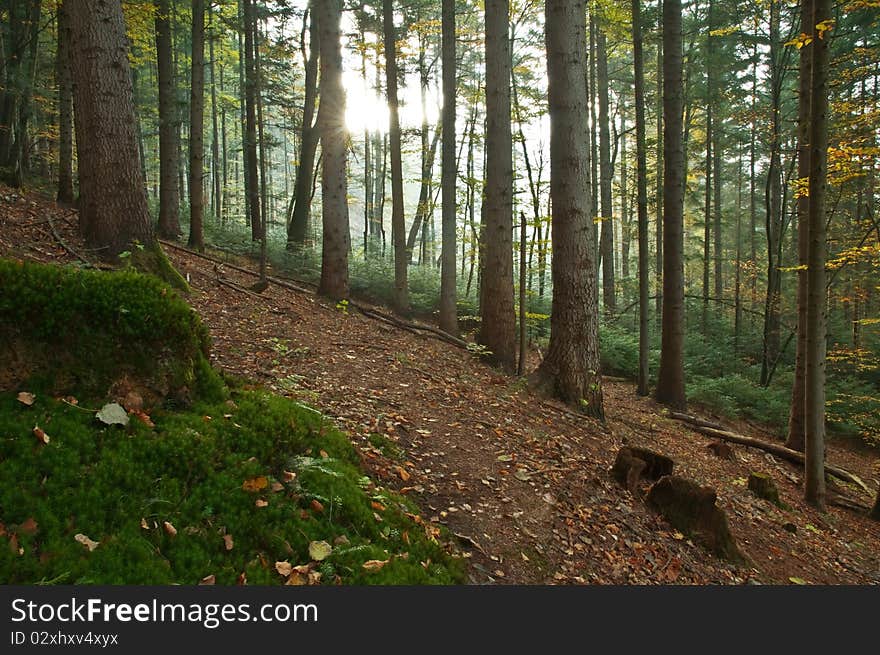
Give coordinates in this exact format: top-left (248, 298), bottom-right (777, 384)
top-left (646, 475), bottom-right (743, 562)
top-left (611, 449), bottom-right (648, 494)
top-left (611, 446), bottom-right (674, 494)
top-left (707, 440), bottom-right (735, 460)
top-left (748, 472), bottom-right (782, 507)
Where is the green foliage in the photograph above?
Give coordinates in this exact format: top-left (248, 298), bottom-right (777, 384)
top-left (0, 258), bottom-right (216, 402)
top-left (0, 391), bottom-right (463, 585)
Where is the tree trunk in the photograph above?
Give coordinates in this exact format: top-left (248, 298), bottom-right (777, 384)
top-left (655, 0), bottom-right (664, 327)
top-left (787, 0), bottom-right (813, 453)
top-left (597, 28), bottom-right (615, 316)
top-left (383, 0), bottom-right (410, 314)
top-left (478, 0), bottom-right (516, 371)
top-left (155, 0), bottom-right (180, 238)
top-left (535, 0), bottom-right (604, 420)
top-left (315, 0), bottom-right (349, 300)
top-left (188, 0), bottom-right (206, 251)
top-left (632, 0), bottom-right (650, 397)
top-left (439, 0), bottom-right (458, 336)
top-left (655, 0), bottom-right (686, 410)
top-left (209, 11), bottom-right (221, 222)
top-left (804, 0), bottom-right (829, 511)
top-left (56, 1), bottom-right (75, 205)
top-left (287, 3), bottom-right (319, 247)
top-left (66, 0), bottom-right (155, 259)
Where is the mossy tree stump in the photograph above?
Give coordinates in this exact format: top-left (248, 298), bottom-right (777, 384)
top-left (646, 475), bottom-right (743, 562)
top-left (748, 472), bottom-right (782, 507)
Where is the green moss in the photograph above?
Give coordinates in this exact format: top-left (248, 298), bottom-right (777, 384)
top-left (128, 243), bottom-right (189, 293)
top-left (0, 258), bottom-right (211, 402)
top-left (0, 391), bottom-right (463, 585)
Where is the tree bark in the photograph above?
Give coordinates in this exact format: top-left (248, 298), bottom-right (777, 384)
top-left (804, 0), bottom-right (829, 511)
top-left (315, 0), bottom-right (349, 300)
top-left (67, 0), bottom-right (155, 259)
top-left (535, 0), bottom-right (604, 419)
top-left (478, 0), bottom-right (516, 370)
top-left (56, 1), bottom-right (75, 205)
top-left (632, 0), bottom-right (650, 397)
top-left (439, 0), bottom-right (458, 336)
top-left (243, 0), bottom-right (261, 243)
top-left (655, 0), bottom-right (686, 410)
top-left (597, 28), bottom-right (615, 315)
top-left (188, 0), bottom-right (206, 251)
top-left (383, 0), bottom-right (410, 314)
top-left (287, 3), bottom-right (320, 247)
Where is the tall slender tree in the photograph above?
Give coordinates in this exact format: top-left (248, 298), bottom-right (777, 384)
top-left (804, 0), bottom-right (830, 510)
top-left (56, 1), bottom-right (75, 205)
top-left (188, 0), bottom-right (206, 251)
top-left (479, 0), bottom-right (516, 370)
top-left (439, 0), bottom-right (458, 335)
top-left (316, 0), bottom-right (350, 300)
top-left (535, 0), bottom-right (604, 419)
top-left (384, 0), bottom-right (410, 314)
top-left (155, 0), bottom-right (181, 238)
top-left (597, 27), bottom-right (616, 315)
top-left (655, 0), bottom-right (686, 410)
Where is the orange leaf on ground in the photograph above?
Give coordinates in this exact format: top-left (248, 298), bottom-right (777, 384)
top-left (242, 476), bottom-right (268, 492)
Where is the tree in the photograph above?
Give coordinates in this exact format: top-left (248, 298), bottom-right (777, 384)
top-left (597, 27), bottom-right (615, 316)
top-left (287, 2), bottom-right (319, 247)
top-left (804, 0), bottom-right (830, 511)
top-left (787, 0), bottom-right (813, 453)
top-left (66, 0), bottom-right (155, 259)
top-left (479, 0), bottom-right (516, 371)
top-left (188, 0), bottom-right (206, 251)
top-left (155, 0), bottom-right (181, 238)
top-left (316, 0), bottom-right (350, 300)
top-left (534, 0), bottom-right (604, 420)
top-left (438, 0), bottom-right (458, 335)
top-left (56, 1), bottom-right (75, 205)
top-left (655, 0), bottom-right (686, 410)
top-left (384, 0), bottom-right (410, 314)
top-left (243, 0), bottom-right (261, 244)
top-left (632, 0), bottom-right (650, 397)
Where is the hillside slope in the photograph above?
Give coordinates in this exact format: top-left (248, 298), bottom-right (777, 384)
top-left (2, 185), bottom-right (879, 585)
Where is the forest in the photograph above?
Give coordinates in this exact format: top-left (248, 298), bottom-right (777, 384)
top-left (0, 0), bottom-right (879, 586)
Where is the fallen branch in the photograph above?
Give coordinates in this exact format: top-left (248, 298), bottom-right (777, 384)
top-left (46, 211), bottom-right (91, 266)
top-left (669, 412), bottom-right (872, 496)
top-left (215, 278), bottom-right (277, 303)
top-left (352, 304), bottom-right (470, 350)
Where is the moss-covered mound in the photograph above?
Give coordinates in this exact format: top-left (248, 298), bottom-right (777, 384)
top-left (0, 390), bottom-right (463, 584)
top-left (0, 258), bottom-right (220, 403)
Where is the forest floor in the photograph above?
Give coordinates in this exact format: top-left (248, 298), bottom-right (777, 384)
top-left (2, 185), bottom-right (880, 585)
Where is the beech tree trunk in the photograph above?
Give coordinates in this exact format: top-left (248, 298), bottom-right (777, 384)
top-left (316, 0), bottom-right (349, 300)
top-left (67, 0), bottom-right (155, 259)
top-left (478, 0), bottom-right (516, 371)
top-left (439, 0), bottom-right (458, 336)
top-left (655, 0), bottom-right (686, 410)
top-left (535, 0), bottom-right (604, 420)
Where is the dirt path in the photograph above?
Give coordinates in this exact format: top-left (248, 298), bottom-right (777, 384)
top-left (2, 187), bottom-right (879, 585)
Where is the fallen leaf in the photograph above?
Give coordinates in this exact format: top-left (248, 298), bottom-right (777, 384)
top-left (131, 410), bottom-right (154, 428)
top-left (223, 534), bottom-right (234, 551)
top-left (285, 571), bottom-right (307, 585)
top-left (74, 533), bottom-right (99, 551)
top-left (275, 561), bottom-right (293, 577)
top-left (308, 540), bottom-right (332, 561)
top-left (33, 426), bottom-right (49, 444)
top-left (163, 521), bottom-right (177, 537)
top-left (310, 499), bottom-right (324, 513)
top-left (514, 469), bottom-right (532, 481)
top-left (496, 454), bottom-right (513, 462)
top-left (270, 481), bottom-right (284, 492)
top-left (789, 577), bottom-right (808, 585)
top-left (199, 574), bottom-right (215, 585)
top-left (255, 499), bottom-right (268, 508)
top-left (396, 466), bottom-right (411, 482)
top-left (17, 392), bottom-right (35, 406)
top-left (140, 518), bottom-right (149, 530)
top-left (362, 559), bottom-right (389, 571)
top-left (282, 470), bottom-right (296, 482)
top-left (19, 518), bottom-right (38, 535)
top-left (319, 449), bottom-right (329, 459)
top-left (236, 572), bottom-right (247, 585)
top-left (371, 501), bottom-right (386, 512)
top-left (242, 476), bottom-right (268, 492)
top-left (96, 403), bottom-right (129, 426)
